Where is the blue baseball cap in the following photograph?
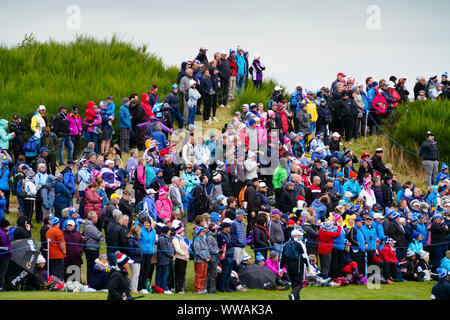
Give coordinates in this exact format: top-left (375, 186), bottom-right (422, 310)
top-left (336, 172), bottom-right (344, 178)
top-left (355, 217), bottom-right (363, 223)
top-left (236, 209), bottom-right (247, 216)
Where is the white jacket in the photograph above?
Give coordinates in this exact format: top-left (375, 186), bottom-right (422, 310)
top-left (194, 144), bottom-right (211, 166)
top-left (244, 158), bottom-right (258, 180)
top-left (359, 189), bottom-right (376, 208)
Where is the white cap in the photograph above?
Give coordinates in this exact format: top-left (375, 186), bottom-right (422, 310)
top-left (388, 81), bottom-right (395, 89)
top-left (291, 229), bottom-right (303, 237)
top-left (189, 79), bottom-right (196, 87)
top-left (105, 160), bottom-right (114, 166)
top-left (220, 50), bottom-right (226, 55)
top-left (274, 85), bottom-right (282, 91)
top-left (332, 132), bottom-right (341, 138)
top-left (258, 182), bottom-right (267, 188)
top-left (38, 105), bottom-right (46, 111)
top-left (223, 218), bottom-right (233, 224)
top-left (147, 188), bottom-right (157, 194)
top-left (378, 89), bottom-right (384, 94)
top-left (67, 219), bottom-right (76, 226)
top-left (373, 212), bottom-right (384, 220)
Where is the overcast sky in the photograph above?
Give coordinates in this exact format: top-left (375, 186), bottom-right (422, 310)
top-left (1, 0), bottom-right (449, 93)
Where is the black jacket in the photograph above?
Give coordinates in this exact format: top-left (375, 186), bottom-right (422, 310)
top-left (371, 154), bottom-right (390, 176)
top-left (253, 224), bottom-right (270, 249)
top-left (163, 91), bottom-right (180, 112)
top-left (218, 58), bottom-right (232, 81)
top-left (419, 140), bottom-right (439, 161)
top-left (51, 112), bottom-right (70, 138)
top-left (381, 182), bottom-right (394, 207)
top-left (430, 222), bottom-right (448, 244)
top-left (335, 98), bottom-right (353, 118)
top-left (129, 103), bottom-right (147, 127)
top-left (279, 188), bottom-right (297, 213)
top-left (244, 182), bottom-right (260, 215)
top-left (217, 169), bottom-right (230, 197)
top-left (13, 216), bottom-right (31, 240)
top-left (108, 269), bottom-right (131, 300)
top-left (389, 221), bottom-right (407, 247)
top-left (302, 222), bottom-right (318, 254)
top-left (317, 104), bottom-right (332, 126)
top-left (431, 279), bottom-right (450, 300)
top-left (9, 121), bottom-right (26, 147)
top-left (106, 220), bottom-right (128, 253)
top-left (413, 82), bottom-right (427, 100)
top-left (192, 183), bottom-right (209, 214)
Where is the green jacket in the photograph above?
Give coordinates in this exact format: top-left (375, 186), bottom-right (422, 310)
top-left (40, 132), bottom-right (59, 153)
top-left (272, 164), bottom-right (288, 190)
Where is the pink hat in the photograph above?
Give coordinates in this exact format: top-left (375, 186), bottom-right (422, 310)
top-left (268, 110), bottom-right (275, 118)
top-left (333, 213), bottom-right (342, 221)
top-left (93, 170), bottom-right (101, 178)
top-left (283, 136), bottom-right (291, 144)
top-left (159, 187), bottom-right (167, 197)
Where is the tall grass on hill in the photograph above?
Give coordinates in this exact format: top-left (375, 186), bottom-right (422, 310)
top-left (233, 79), bottom-right (286, 112)
top-left (0, 34), bottom-right (178, 129)
top-left (382, 100), bottom-right (450, 165)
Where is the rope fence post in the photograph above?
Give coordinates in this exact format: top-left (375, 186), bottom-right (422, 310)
top-left (47, 239), bottom-right (50, 276)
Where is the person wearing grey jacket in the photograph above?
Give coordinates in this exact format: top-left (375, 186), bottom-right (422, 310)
top-left (155, 226), bottom-right (174, 293)
top-left (268, 209), bottom-right (285, 257)
top-left (205, 227), bottom-right (220, 293)
top-left (83, 211), bottom-right (104, 285)
top-left (193, 227), bottom-right (210, 293)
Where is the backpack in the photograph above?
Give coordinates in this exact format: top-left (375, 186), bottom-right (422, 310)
top-left (50, 115), bottom-right (57, 132)
top-left (100, 206), bottom-right (109, 229)
top-left (283, 240), bottom-right (300, 261)
top-left (23, 138), bottom-right (38, 153)
top-left (238, 185), bottom-right (248, 205)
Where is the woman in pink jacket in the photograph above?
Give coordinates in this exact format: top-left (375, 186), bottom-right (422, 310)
top-left (371, 89), bottom-right (388, 125)
top-left (264, 250), bottom-right (287, 278)
top-left (68, 106), bottom-right (83, 158)
top-left (155, 187), bottom-right (172, 221)
top-left (83, 104), bottom-right (102, 154)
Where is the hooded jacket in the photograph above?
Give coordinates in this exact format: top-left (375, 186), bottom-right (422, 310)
top-left (118, 103), bottom-right (132, 129)
top-left (13, 216), bottom-right (32, 240)
top-left (0, 119), bottom-right (13, 150)
top-left (41, 175), bottom-right (57, 210)
top-left (141, 93), bottom-right (153, 120)
top-left (68, 112), bottom-right (82, 136)
top-left (371, 91), bottom-right (387, 114)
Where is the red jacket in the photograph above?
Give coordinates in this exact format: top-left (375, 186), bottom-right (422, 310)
top-left (141, 93), bottom-right (154, 120)
top-left (380, 245), bottom-right (398, 263)
top-left (318, 225), bottom-right (342, 254)
top-left (84, 187), bottom-right (102, 218)
top-left (371, 93), bottom-right (387, 115)
top-left (228, 56), bottom-right (238, 76)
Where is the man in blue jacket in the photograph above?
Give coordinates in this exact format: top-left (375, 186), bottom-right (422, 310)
top-left (235, 48), bottom-right (247, 95)
top-left (361, 216), bottom-right (378, 270)
top-left (119, 98), bottom-right (132, 153)
top-left (231, 209), bottom-right (247, 266)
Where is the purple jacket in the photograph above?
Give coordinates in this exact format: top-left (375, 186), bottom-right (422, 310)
top-left (0, 227), bottom-right (12, 260)
top-left (137, 117), bottom-right (174, 134)
top-left (68, 113), bottom-right (83, 136)
top-left (83, 114), bottom-right (102, 133)
top-left (251, 59), bottom-right (265, 81)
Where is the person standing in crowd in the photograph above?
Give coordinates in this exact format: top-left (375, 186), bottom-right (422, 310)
top-left (0, 218), bottom-right (12, 291)
top-left (129, 93), bottom-right (147, 151)
top-left (67, 106), bottom-right (82, 160)
top-left (118, 98), bottom-right (132, 153)
top-left (164, 84), bottom-right (184, 129)
top-left (46, 217), bottom-right (66, 280)
top-left (51, 105), bottom-right (73, 165)
top-left (137, 214), bottom-right (156, 294)
top-left (30, 105), bottom-right (48, 136)
top-left (235, 47), bottom-right (247, 95)
top-left (280, 229), bottom-right (309, 300)
top-left (227, 49), bottom-right (238, 102)
top-left (155, 225), bottom-right (174, 294)
top-left (9, 115), bottom-right (26, 164)
top-left (83, 102), bottom-right (102, 154)
top-left (249, 53), bottom-right (265, 90)
top-left (84, 211), bottom-right (103, 285)
top-left (419, 131), bottom-right (439, 187)
top-left (217, 52), bottom-right (232, 108)
top-left (63, 219), bottom-right (84, 281)
top-left (172, 222), bottom-right (189, 294)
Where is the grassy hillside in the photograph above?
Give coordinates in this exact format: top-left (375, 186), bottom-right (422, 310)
top-left (0, 35), bottom-right (178, 127)
top-left (382, 100), bottom-right (450, 165)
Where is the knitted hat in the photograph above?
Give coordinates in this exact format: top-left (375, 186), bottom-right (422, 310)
top-left (241, 253), bottom-right (251, 263)
top-left (50, 217), bottom-right (60, 226)
top-left (336, 172), bottom-right (344, 178)
top-left (248, 119), bottom-right (256, 126)
top-left (391, 212), bottom-right (400, 220)
top-left (412, 231), bottom-right (421, 240)
top-left (385, 237), bottom-right (396, 245)
top-left (195, 226), bottom-right (205, 236)
top-left (255, 252), bottom-right (265, 264)
top-left (36, 255), bottom-right (46, 264)
top-left (271, 208), bottom-right (282, 216)
top-left (406, 249), bottom-right (415, 258)
top-left (116, 251), bottom-right (134, 266)
top-left (419, 250), bottom-right (429, 260)
top-left (349, 170), bottom-right (358, 179)
top-left (291, 229), bottom-right (303, 237)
